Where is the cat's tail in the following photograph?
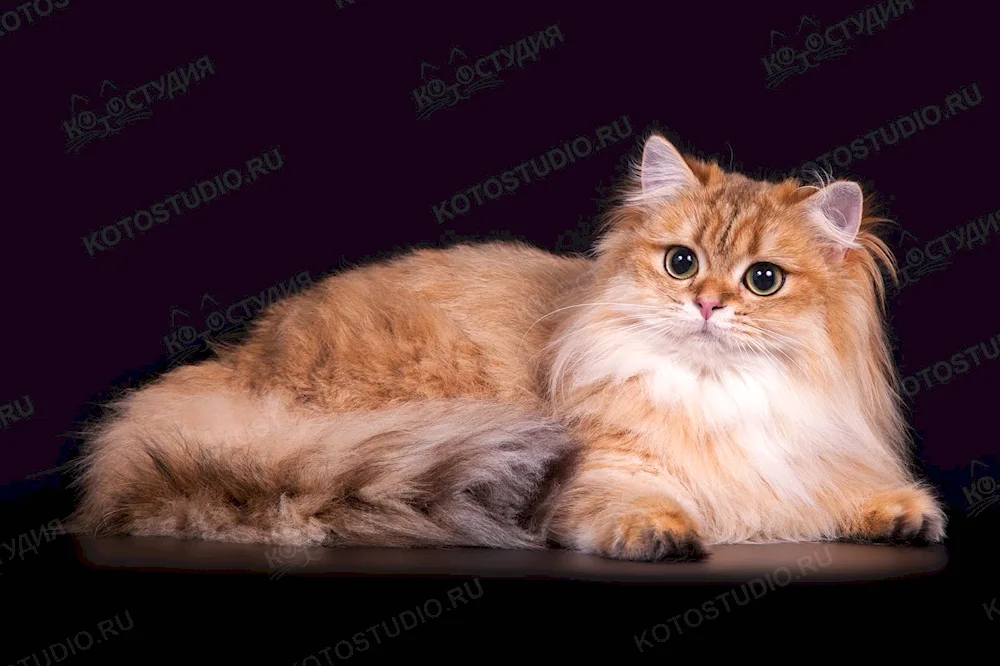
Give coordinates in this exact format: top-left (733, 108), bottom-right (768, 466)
top-left (66, 363), bottom-right (575, 549)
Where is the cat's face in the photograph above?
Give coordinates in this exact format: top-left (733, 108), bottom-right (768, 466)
top-left (596, 135), bottom-right (868, 369)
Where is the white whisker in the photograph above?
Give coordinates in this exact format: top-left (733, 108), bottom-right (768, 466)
top-left (517, 302), bottom-right (664, 354)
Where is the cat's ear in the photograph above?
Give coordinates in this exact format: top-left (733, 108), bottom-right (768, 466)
top-left (635, 134), bottom-right (699, 204)
top-left (804, 180), bottom-right (864, 259)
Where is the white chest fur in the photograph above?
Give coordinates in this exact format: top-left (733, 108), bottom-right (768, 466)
top-left (644, 353), bottom-right (823, 498)
top-left (572, 339), bottom-right (854, 541)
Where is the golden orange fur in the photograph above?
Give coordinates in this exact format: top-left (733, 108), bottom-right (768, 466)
top-left (69, 133), bottom-right (945, 560)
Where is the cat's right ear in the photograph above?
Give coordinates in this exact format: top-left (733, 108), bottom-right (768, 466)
top-left (802, 180), bottom-right (865, 261)
top-left (805, 181), bottom-right (864, 240)
top-left (633, 134), bottom-right (699, 205)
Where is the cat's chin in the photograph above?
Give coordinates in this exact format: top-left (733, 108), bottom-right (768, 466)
top-left (688, 330), bottom-right (719, 346)
top-left (677, 330), bottom-right (771, 363)
top-left (665, 327), bottom-right (731, 357)
top-left (654, 322), bottom-right (776, 365)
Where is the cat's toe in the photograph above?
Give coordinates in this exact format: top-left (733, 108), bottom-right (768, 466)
top-left (603, 508), bottom-right (707, 562)
top-left (844, 488), bottom-right (946, 545)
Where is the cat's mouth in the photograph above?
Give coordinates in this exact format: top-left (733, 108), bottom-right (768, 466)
top-left (697, 321), bottom-right (716, 336)
top-left (690, 320), bottom-right (729, 345)
top-left (688, 326), bottom-right (717, 345)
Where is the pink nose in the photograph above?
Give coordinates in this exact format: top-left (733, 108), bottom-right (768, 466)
top-left (696, 297), bottom-right (722, 320)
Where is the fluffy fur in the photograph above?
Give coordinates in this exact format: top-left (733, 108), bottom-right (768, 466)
top-left (69, 132), bottom-right (945, 560)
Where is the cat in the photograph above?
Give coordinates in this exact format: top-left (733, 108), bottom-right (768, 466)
top-left (68, 132), bottom-right (946, 561)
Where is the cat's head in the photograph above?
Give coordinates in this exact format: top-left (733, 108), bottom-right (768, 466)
top-left (564, 133), bottom-right (897, 380)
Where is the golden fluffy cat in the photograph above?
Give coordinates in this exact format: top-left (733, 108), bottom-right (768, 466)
top-left (69, 133), bottom-right (945, 561)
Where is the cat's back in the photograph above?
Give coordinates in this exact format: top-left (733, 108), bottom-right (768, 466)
top-left (365, 241), bottom-right (594, 354)
top-left (223, 241), bottom-right (593, 408)
top-left (384, 241), bottom-right (592, 309)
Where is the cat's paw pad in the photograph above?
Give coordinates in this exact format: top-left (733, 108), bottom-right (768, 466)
top-left (602, 505), bottom-right (706, 562)
top-left (849, 488), bottom-right (946, 544)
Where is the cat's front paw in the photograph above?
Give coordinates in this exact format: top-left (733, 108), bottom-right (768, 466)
top-left (599, 499), bottom-right (706, 562)
top-left (845, 487), bottom-right (946, 544)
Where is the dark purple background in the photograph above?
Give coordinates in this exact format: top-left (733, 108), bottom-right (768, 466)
top-left (1, 1), bottom-right (998, 662)
top-left (2, 0), bottom-right (996, 514)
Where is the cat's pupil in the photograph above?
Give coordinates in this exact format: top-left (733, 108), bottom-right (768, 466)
top-left (752, 267), bottom-right (775, 291)
top-left (672, 251), bottom-right (694, 273)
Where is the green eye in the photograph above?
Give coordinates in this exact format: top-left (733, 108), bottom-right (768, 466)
top-left (744, 262), bottom-right (785, 296)
top-left (665, 246), bottom-right (698, 280)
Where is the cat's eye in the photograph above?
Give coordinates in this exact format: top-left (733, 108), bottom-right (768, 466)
top-left (665, 246), bottom-right (698, 280)
top-left (744, 263), bottom-right (785, 296)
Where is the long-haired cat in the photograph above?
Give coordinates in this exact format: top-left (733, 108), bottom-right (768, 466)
top-left (69, 133), bottom-right (945, 561)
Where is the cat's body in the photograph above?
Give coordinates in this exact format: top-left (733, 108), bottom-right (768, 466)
top-left (70, 134), bottom-right (945, 560)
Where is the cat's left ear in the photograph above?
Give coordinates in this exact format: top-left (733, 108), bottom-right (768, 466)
top-left (634, 134), bottom-right (699, 204)
top-left (804, 180), bottom-right (864, 260)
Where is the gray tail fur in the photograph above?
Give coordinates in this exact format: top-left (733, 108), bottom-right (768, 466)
top-left (67, 397), bottom-right (574, 549)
